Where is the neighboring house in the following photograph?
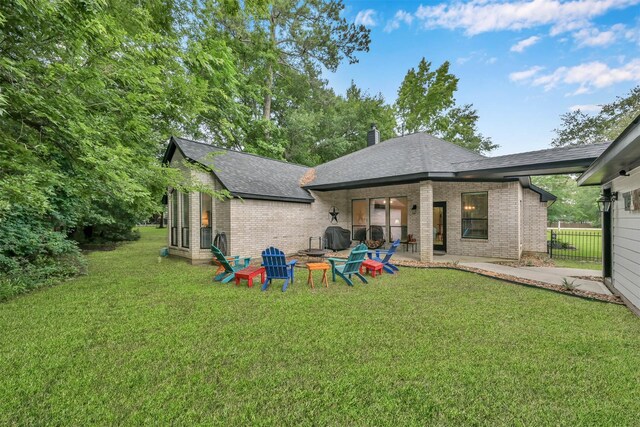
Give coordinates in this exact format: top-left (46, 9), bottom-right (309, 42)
top-left (163, 126), bottom-right (608, 264)
top-left (578, 115), bottom-right (640, 315)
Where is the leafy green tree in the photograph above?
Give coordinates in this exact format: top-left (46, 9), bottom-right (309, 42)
top-left (208, 0), bottom-right (370, 157)
top-left (533, 176), bottom-right (600, 225)
top-left (395, 58), bottom-right (497, 154)
top-left (280, 81), bottom-right (397, 165)
top-left (0, 0), bottom-right (239, 299)
top-left (552, 86), bottom-right (640, 147)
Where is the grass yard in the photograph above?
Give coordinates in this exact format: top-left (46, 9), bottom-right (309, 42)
top-left (552, 258), bottom-right (603, 270)
top-left (1, 228), bottom-right (639, 425)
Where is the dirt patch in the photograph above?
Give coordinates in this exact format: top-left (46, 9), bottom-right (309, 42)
top-left (571, 275), bottom-right (605, 283)
top-left (491, 252), bottom-right (555, 268)
top-left (80, 242), bottom-right (118, 252)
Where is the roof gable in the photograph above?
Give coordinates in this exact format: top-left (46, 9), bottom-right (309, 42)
top-left (167, 137), bottom-right (314, 203)
top-left (308, 133), bottom-right (485, 189)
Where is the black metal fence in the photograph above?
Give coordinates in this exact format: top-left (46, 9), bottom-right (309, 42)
top-left (547, 229), bottom-right (602, 262)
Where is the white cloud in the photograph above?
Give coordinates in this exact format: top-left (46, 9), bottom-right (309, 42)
top-left (511, 35), bottom-right (541, 52)
top-left (355, 9), bottom-right (377, 27)
top-left (509, 66), bottom-right (545, 82)
top-left (569, 104), bottom-right (602, 112)
top-left (413, 0), bottom-right (639, 36)
top-left (384, 10), bottom-right (414, 32)
top-left (457, 51), bottom-right (498, 65)
top-left (624, 25), bottom-right (640, 44)
top-left (513, 59), bottom-right (640, 94)
top-left (573, 24), bottom-right (625, 47)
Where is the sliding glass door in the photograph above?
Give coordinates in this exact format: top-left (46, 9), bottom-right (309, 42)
top-left (352, 197), bottom-right (408, 243)
top-left (369, 198), bottom-right (387, 242)
top-left (389, 197), bottom-right (408, 242)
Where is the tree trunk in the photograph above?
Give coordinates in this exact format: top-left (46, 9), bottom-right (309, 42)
top-left (262, 8), bottom-right (276, 122)
top-left (263, 62), bottom-right (273, 121)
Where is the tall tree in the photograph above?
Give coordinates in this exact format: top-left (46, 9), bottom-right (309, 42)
top-left (395, 58), bottom-right (496, 154)
top-left (209, 0), bottom-right (370, 157)
top-left (0, 0), bottom-right (240, 298)
top-left (280, 80), bottom-right (397, 165)
top-left (552, 86), bottom-right (640, 147)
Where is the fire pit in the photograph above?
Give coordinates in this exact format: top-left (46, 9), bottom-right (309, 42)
top-left (299, 236), bottom-right (328, 259)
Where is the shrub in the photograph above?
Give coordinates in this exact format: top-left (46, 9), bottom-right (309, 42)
top-left (0, 210), bottom-right (86, 301)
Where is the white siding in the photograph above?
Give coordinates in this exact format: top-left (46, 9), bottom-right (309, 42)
top-left (611, 165), bottom-right (640, 310)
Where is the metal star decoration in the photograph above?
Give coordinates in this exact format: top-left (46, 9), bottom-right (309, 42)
top-left (329, 206), bottom-right (339, 223)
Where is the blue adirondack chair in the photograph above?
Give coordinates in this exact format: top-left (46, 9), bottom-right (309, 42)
top-left (211, 245), bottom-right (251, 284)
top-left (367, 239), bottom-right (400, 274)
top-left (261, 247), bottom-right (297, 292)
top-left (327, 243), bottom-right (368, 286)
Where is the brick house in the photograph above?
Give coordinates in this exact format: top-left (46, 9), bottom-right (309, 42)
top-left (163, 126), bottom-right (608, 264)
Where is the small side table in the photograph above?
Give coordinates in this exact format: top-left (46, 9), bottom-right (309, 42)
top-left (404, 241), bottom-right (417, 253)
top-left (307, 263), bottom-right (330, 288)
top-left (234, 266), bottom-right (266, 288)
top-left (360, 259), bottom-right (384, 277)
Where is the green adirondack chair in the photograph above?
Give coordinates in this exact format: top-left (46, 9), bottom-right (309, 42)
top-left (327, 243), bottom-right (368, 286)
top-left (211, 245), bottom-right (251, 284)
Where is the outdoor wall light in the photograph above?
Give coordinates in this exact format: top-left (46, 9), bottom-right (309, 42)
top-left (597, 192), bottom-right (618, 213)
top-left (411, 204), bottom-right (417, 214)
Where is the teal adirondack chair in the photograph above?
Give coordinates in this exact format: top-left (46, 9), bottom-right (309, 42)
top-left (211, 245), bottom-right (250, 284)
top-left (327, 243), bottom-right (368, 286)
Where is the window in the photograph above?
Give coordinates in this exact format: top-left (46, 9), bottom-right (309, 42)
top-left (369, 198), bottom-right (387, 242)
top-left (389, 197), bottom-right (408, 242)
top-left (200, 193), bottom-right (212, 249)
top-left (462, 192), bottom-right (488, 239)
top-left (352, 199), bottom-right (367, 242)
top-left (170, 192), bottom-right (178, 246)
top-left (352, 197), bottom-right (409, 243)
top-left (181, 192), bottom-right (190, 248)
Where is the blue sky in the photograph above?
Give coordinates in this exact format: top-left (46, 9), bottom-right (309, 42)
top-left (325, 0), bottom-right (640, 155)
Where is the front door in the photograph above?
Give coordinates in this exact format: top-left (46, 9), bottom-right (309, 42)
top-left (433, 202), bottom-right (446, 251)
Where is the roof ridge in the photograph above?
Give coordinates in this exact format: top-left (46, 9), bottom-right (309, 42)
top-left (416, 132), bottom-right (487, 159)
top-left (172, 136), bottom-right (311, 170)
top-left (451, 141), bottom-right (611, 165)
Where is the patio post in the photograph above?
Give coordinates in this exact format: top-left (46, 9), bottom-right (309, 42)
top-left (419, 180), bottom-right (433, 263)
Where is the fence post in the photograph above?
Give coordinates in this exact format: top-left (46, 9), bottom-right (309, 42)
top-left (550, 230), bottom-right (556, 259)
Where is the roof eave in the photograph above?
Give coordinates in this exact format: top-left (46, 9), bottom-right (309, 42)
top-left (232, 192), bottom-right (314, 204)
top-left (304, 172), bottom-right (456, 191)
top-left (577, 114), bottom-right (640, 186)
top-left (456, 158), bottom-right (598, 179)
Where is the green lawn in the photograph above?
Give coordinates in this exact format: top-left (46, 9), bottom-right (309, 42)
top-left (1, 228), bottom-right (639, 425)
top-left (552, 258), bottom-right (603, 270)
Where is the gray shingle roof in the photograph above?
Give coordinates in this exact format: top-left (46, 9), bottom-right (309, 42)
top-left (453, 143), bottom-right (611, 173)
top-left (170, 137), bottom-right (313, 203)
top-left (308, 133), bottom-right (485, 188)
top-left (165, 133), bottom-right (609, 199)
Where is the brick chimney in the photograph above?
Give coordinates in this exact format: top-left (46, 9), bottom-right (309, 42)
top-left (367, 123), bottom-right (380, 147)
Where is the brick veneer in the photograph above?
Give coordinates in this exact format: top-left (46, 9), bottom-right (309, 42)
top-left (522, 188), bottom-right (549, 253)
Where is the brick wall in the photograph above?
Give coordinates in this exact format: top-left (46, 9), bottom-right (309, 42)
top-left (432, 181), bottom-right (522, 259)
top-left (522, 188), bottom-right (548, 253)
top-left (227, 190), bottom-right (348, 257)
